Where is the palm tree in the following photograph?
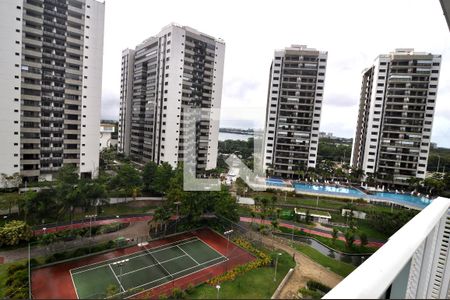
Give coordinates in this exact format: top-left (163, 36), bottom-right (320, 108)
top-left (250, 211), bottom-right (256, 227)
top-left (332, 228), bottom-right (339, 245)
top-left (271, 219), bottom-right (279, 231)
top-left (351, 168), bottom-right (365, 183)
top-left (407, 177), bottom-right (422, 191)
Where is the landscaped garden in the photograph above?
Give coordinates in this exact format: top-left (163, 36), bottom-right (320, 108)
top-left (189, 249), bottom-right (295, 299)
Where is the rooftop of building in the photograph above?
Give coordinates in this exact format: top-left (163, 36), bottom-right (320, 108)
top-left (122, 23), bottom-right (225, 53)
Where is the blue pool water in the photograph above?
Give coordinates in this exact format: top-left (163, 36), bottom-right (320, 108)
top-left (293, 182), bottom-right (432, 209)
top-left (372, 192), bottom-right (431, 208)
top-left (267, 177), bottom-right (284, 183)
top-left (293, 183), bottom-right (366, 197)
top-left (266, 177), bottom-right (294, 187)
top-left (266, 178), bottom-right (288, 187)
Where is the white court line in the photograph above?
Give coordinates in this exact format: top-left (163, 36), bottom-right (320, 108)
top-left (71, 237), bottom-right (199, 275)
top-left (109, 264), bottom-right (125, 292)
top-left (120, 255), bottom-right (228, 296)
top-left (118, 254), bottom-right (188, 278)
top-left (123, 256), bottom-right (228, 299)
top-left (71, 236), bottom-right (197, 274)
top-left (69, 270), bottom-right (80, 299)
top-left (176, 244), bottom-right (200, 265)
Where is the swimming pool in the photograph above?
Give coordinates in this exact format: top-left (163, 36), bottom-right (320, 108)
top-left (266, 178), bottom-right (290, 187)
top-left (293, 182), bottom-right (367, 197)
top-left (293, 182), bottom-right (432, 209)
top-left (372, 192), bottom-right (431, 208)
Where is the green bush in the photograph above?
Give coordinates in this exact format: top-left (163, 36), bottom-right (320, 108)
top-left (3, 263), bottom-right (28, 299)
top-left (170, 287), bottom-right (186, 299)
top-left (73, 247), bottom-right (89, 257)
top-left (298, 287), bottom-right (324, 299)
top-left (185, 283), bottom-right (195, 295)
top-left (307, 280), bottom-right (331, 293)
top-left (7, 263), bottom-right (25, 276)
top-left (0, 220), bottom-right (32, 246)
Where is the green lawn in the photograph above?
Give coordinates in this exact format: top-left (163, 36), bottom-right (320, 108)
top-left (0, 262), bottom-right (9, 298)
top-left (271, 194), bottom-right (392, 242)
top-left (293, 243), bottom-right (355, 277)
top-left (278, 226), bottom-right (377, 254)
top-left (0, 259), bottom-right (29, 299)
top-left (188, 251), bottom-right (295, 299)
top-left (251, 191), bottom-right (408, 215)
top-left (354, 221), bottom-right (389, 241)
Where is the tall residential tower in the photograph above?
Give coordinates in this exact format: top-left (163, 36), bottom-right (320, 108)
top-left (118, 24), bottom-right (225, 171)
top-left (262, 45), bottom-right (327, 178)
top-left (351, 49), bottom-right (441, 185)
top-left (0, 0), bottom-right (105, 183)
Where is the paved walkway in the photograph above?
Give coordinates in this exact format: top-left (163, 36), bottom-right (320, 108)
top-left (33, 215), bottom-right (153, 235)
top-left (244, 229), bottom-right (343, 298)
top-left (0, 220), bottom-right (150, 263)
top-left (240, 217), bottom-right (385, 248)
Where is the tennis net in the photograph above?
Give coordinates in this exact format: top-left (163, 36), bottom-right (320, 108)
top-left (143, 245), bottom-right (172, 279)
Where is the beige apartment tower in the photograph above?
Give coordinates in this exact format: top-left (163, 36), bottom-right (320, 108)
top-left (118, 24), bottom-right (225, 172)
top-left (0, 0), bottom-right (105, 184)
top-left (351, 49), bottom-right (441, 185)
top-left (262, 45), bottom-right (328, 178)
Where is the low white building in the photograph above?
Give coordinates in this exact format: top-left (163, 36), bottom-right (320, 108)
top-left (100, 123), bottom-right (117, 151)
top-left (294, 207), bottom-right (331, 223)
top-left (342, 208), bottom-right (367, 220)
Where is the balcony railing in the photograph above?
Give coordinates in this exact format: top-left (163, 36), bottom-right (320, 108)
top-left (324, 197), bottom-right (450, 299)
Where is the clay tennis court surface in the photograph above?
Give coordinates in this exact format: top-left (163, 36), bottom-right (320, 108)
top-left (32, 228), bottom-right (254, 299)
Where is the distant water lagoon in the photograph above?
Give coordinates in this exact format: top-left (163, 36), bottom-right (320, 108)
top-left (219, 132), bottom-right (252, 141)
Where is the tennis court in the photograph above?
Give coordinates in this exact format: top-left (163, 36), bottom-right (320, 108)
top-left (70, 237), bottom-right (227, 298)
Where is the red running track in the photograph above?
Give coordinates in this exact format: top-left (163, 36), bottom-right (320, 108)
top-left (31, 227), bottom-right (255, 299)
top-left (240, 216), bottom-right (385, 248)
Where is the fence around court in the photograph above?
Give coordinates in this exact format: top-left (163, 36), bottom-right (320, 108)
top-left (29, 234), bottom-right (149, 268)
top-left (30, 215), bottom-right (290, 299)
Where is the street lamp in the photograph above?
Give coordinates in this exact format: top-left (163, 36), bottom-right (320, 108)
top-left (85, 214), bottom-right (97, 239)
top-left (85, 214), bottom-right (97, 251)
top-left (273, 252), bottom-right (282, 282)
top-left (116, 215), bottom-right (120, 232)
top-left (224, 229), bottom-right (234, 271)
top-left (174, 201), bottom-right (181, 232)
top-left (437, 154), bottom-right (441, 173)
top-left (215, 284), bottom-right (221, 300)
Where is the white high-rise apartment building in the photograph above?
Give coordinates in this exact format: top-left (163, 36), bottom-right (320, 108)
top-left (0, 0), bottom-right (105, 183)
top-left (118, 24), bottom-right (225, 171)
top-left (262, 45), bottom-right (327, 178)
top-left (351, 49), bottom-right (441, 185)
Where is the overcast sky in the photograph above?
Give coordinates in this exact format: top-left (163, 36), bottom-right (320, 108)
top-left (100, 0), bottom-right (450, 147)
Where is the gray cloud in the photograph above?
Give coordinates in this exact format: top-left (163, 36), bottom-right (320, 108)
top-left (99, 0), bottom-right (450, 147)
top-left (101, 92), bottom-right (119, 121)
top-left (325, 94), bottom-right (358, 107)
top-left (223, 79), bottom-right (259, 99)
